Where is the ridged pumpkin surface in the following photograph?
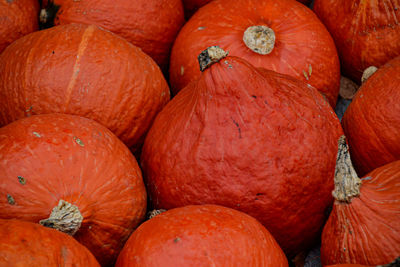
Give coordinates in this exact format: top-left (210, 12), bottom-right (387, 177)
top-left (43, 0), bottom-right (184, 70)
top-left (313, 0), bottom-right (400, 83)
top-left (0, 0), bottom-right (39, 53)
top-left (0, 23), bottom-right (170, 150)
top-left (116, 205), bottom-right (288, 267)
top-left (321, 160), bottom-right (400, 265)
top-left (0, 114), bottom-right (147, 266)
top-left (141, 52), bottom-right (343, 257)
top-left (169, 0), bottom-right (340, 106)
top-left (342, 56), bottom-right (400, 176)
top-left (0, 219), bottom-right (100, 266)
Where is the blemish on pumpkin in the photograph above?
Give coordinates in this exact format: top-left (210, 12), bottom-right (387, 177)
top-left (33, 132), bottom-right (41, 138)
top-left (303, 70), bottom-right (309, 80)
top-left (251, 95), bottom-right (257, 99)
top-left (73, 136), bottom-right (84, 147)
top-left (173, 237), bottom-right (181, 243)
top-left (308, 64), bottom-right (312, 76)
top-left (180, 66), bottom-right (184, 76)
top-left (231, 117), bottom-right (242, 139)
top-left (7, 194), bottom-right (15, 205)
top-left (52, 51), bottom-right (55, 54)
top-left (18, 176), bottom-right (26, 185)
top-left (198, 26), bottom-right (206, 30)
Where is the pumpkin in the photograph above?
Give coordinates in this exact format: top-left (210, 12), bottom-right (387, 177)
top-left (115, 205), bottom-right (289, 267)
top-left (0, 219), bottom-right (100, 266)
top-left (0, 0), bottom-right (39, 54)
top-left (313, 0), bottom-right (400, 83)
top-left (0, 23), bottom-right (170, 150)
top-left (320, 137), bottom-right (400, 265)
top-left (141, 47), bottom-right (344, 258)
top-left (341, 56), bottom-right (400, 176)
top-left (183, 0), bottom-right (312, 19)
top-left (169, 0), bottom-right (340, 107)
top-left (0, 114), bottom-right (147, 266)
top-left (40, 0), bottom-right (184, 70)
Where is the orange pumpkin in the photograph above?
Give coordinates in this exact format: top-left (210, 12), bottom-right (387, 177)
top-left (320, 138), bottom-right (400, 265)
top-left (0, 219), bottom-right (100, 266)
top-left (116, 205), bottom-right (288, 267)
top-left (313, 0), bottom-right (400, 83)
top-left (0, 114), bottom-right (147, 266)
top-left (0, 23), bottom-right (170, 150)
top-left (0, 0), bottom-right (39, 53)
top-left (342, 56), bottom-right (400, 176)
top-left (40, 0), bottom-right (185, 70)
top-left (141, 47), bottom-right (344, 258)
top-left (169, 0), bottom-right (340, 106)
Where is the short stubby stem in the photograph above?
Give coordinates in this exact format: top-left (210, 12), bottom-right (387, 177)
top-left (243, 25), bottom-right (276, 55)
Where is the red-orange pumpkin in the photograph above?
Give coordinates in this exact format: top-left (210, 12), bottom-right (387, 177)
top-left (0, 114), bottom-right (147, 266)
top-left (341, 56), bottom-right (400, 176)
top-left (320, 138), bottom-right (400, 265)
top-left (183, 0), bottom-right (312, 19)
top-left (0, 219), bottom-right (100, 266)
top-left (0, 23), bottom-right (170, 150)
top-left (313, 0), bottom-right (400, 83)
top-left (0, 0), bottom-right (39, 53)
top-left (115, 205), bottom-right (288, 267)
top-left (169, 0), bottom-right (340, 107)
top-left (141, 47), bottom-right (344, 258)
top-left (40, 0), bottom-right (184, 70)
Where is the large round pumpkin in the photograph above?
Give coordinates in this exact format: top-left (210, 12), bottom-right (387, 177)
top-left (141, 47), bottom-right (344, 257)
top-left (40, 0), bottom-right (184, 70)
top-left (116, 205), bottom-right (288, 267)
top-left (0, 23), bottom-right (170, 150)
top-left (0, 219), bottom-right (100, 266)
top-left (320, 138), bottom-right (400, 265)
top-left (313, 0), bottom-right (400, 83)
top-left (169, 0), bottom-right (340, 107)
top-left (0, 114), bottom-right (147, 266)
top-left (341, 56), bottom-right (400, 176)
top-left (0, 0), bottom-right (39, 53)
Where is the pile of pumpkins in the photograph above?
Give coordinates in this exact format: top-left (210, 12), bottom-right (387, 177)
top-left (0, 0), bottom-right (399, 266)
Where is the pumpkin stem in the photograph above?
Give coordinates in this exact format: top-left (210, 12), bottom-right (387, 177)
top-left (147, 209), bottom-right (166, 220)
top-left (333, 135), bottom-right (362, 203)
top-left (361, 66), bottom-right (378, 83)
top-left (243, 25), bottom-right (275, 55)
top-left (39, 200), bottom-right (83, 235)
top-left (198, 46), bottom-right (229, 72)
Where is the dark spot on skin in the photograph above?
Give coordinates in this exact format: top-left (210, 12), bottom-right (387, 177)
top-left (7, 194), bottom-right (15, 205)
top-left (6, 0), bottom-right (13, 3)
top-left (256, 193), bottom-right (264, 196)
top-left (18, 176), bottom-right (26, 185)
top-left (52, 51), bottom-right (55, 54)
top-left (251, 95), bottom-right (257, 99)
top-left (231, 117), bottom-right (242, 139)
top-left (173, 237), bottom-right (180, 243)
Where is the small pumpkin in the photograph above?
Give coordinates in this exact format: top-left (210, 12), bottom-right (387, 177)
top-left (320, 137), bottom-right (400, 265)
top-left (169, 0), bottom-right (340, 106)
top-left (313, 0), bottom-right (400, 83)
top-left (141, 47), bottom-right (344, 258)
top-left (0, 219), bottom-right (100, 266)
top-left (0, 0), bottom-right (39, 53)
top-left (0, 114), bottom-right (147, 266)
top-left (0, 23), bottom-right (170, 150)
top-left (115, 205), bottom-right (288, 267)
top-left (40, 0), bottom-right (185, 70)
top-left (341, 56), bottom-right (400, 176)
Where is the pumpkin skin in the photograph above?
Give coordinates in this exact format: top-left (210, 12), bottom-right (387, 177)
top-left (313, 0), bottom-right (400, 83)
top-left (141, 49), bottom-right (344, 257)
top-left (0, 23), bottom-right (170, 150)
top-left (0, 219), bottom-right (100, 266)
top-left (115, 205), bottom-right (288, 267)
top-left (321, 160), bottom-right (400, 265)
top-left (169, 0), bottom-right (340, 107)
top-left (341, 56), bottom-right (400, 176)
top-left (0, 114), bottom-right (147, 266)
top-left (0, 0), bottom-right (39, 53)
top-left (41, 0), bottom-right (184, 70)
